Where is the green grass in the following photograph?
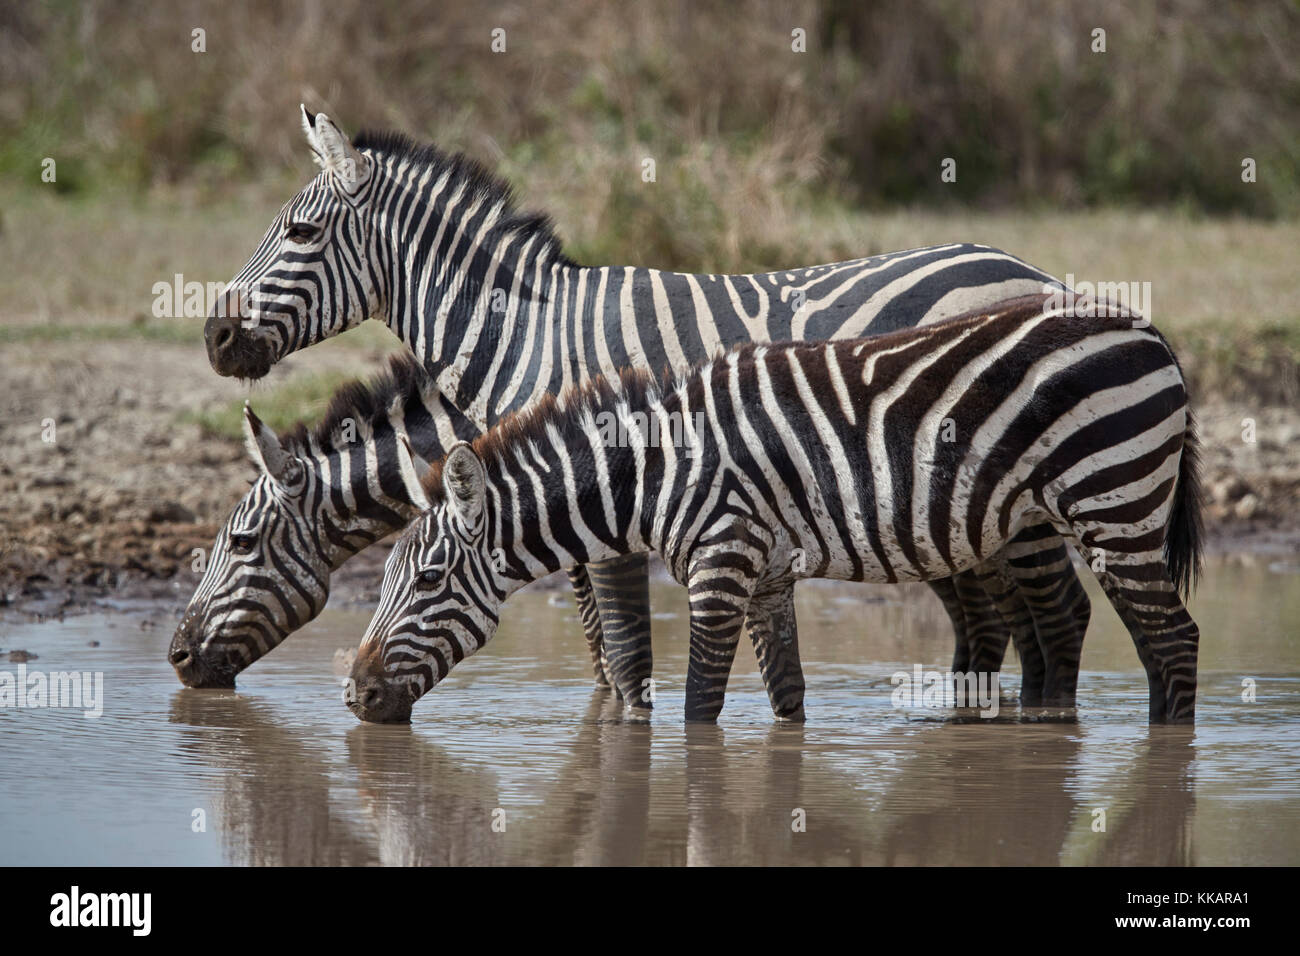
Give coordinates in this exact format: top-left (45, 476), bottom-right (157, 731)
top-left (178, 369), bottom-right (363, 441)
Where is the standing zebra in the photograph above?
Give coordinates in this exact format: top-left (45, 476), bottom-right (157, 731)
top-left (347, 295), bottom-right (1203, 726)
top-left (202, 109), bottom-right (1090, 710)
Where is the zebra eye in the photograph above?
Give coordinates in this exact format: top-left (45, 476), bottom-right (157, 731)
top-left (414, 568), bottom-right (442, 591)
top-left (286, 222), bottom-right (319, 243)
top-left (230, 534), bottom-right (257, 554)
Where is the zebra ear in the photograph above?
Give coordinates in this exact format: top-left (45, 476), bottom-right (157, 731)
top-left (442, 442), bottom-right (486, 532)
top-left (299, 105), bottom-right (369, 192)
top-left (396, 434), bottom-right (433, 512)
top-left (242, 403), bottom-right (301, 485)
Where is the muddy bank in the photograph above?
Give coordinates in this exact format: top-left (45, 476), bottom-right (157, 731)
top-left (2, 340), bottom-right (1298, 624)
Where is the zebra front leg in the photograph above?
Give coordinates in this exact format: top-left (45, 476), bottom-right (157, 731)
top-left (933, 568), bottom-right (1043, 705)
top-left (948, 566), bottom-right (1029, 700)
top-left (567, 565), bottom-right (614, 691)
top-left (930, 577), bottom-right (972, 675)
top-left (961, 561), bottom-right (1047, 705)
top-left (587, 553), bottom-right (655, 714)
top-left (746, 584), bottom-right (806, 722)
top-left (683, 542), bottom-right (763, 723)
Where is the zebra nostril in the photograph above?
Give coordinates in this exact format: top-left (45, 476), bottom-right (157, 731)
top-left (213, 326), bottom-right (235, 352)
top-left (170, 649), bottom-right (192, 668)
top-left (361, 686), bottom-right (382, 709)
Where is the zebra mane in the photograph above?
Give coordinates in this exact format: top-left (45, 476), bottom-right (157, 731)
top-left (351, 128), bottom-right (572, 265)
top-left (279, 353), bottom-right (431, 457)
top-left (418, 364), bottom-right (678, 503)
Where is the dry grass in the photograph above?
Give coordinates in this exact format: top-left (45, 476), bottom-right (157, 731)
top-left (2, 181), bottom-right (1296, 408)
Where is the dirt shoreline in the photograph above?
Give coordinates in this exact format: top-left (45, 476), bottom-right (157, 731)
top-left (2, 340), bottom-right (1298, 625)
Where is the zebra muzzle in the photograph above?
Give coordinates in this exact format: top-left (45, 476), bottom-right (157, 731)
top-left (345, 671), bottom-right (414, 724)
top-left (168, 618), bottom-right (241, 689)
top-left (204, 308), bottom-right (273, 380)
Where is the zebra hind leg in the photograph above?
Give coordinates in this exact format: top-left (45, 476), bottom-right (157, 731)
top-left (745, 583), bottom-right (806, 722)
top-left (1092, 551), bottom-right (1199, 723)
top-left (1001, 531), bottom-right (1091, 708)
top-left (587, 553), bottom-right (655, 715)
top-left (956, 564), bottom-right (1045, 706)
top-left (1058, 520), bottom-right (1199, 724)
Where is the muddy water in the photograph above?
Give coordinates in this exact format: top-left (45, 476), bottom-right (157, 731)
top-left (1, 555), bottom-right (1297, 866)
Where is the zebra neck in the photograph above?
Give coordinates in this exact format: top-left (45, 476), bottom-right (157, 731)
top-left (324, 506), bottom-right (420, 571)
top-left (484, 422), bottom-right (660, 589)
top-left (314, 443), bottom-right (427, 571)
top-left (372, 172), bottom-right (566, 407)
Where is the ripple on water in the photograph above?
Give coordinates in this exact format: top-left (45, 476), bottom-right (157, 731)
top-left (1, 558), bottom-right (1298, 865)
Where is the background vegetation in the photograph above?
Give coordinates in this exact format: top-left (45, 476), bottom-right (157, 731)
top-left (1, 0), bottom-right (1297, 418)
top-left (6, 1), bottom-right (1299, 231)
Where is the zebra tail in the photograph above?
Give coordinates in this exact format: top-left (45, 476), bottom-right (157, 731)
top-left (1164, 410), bottom-right (1205, 599)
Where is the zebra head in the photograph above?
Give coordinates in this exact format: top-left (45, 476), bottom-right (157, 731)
top-left (204, 107), bottom-right (379, 380)
top-left (347, 443), bottom-right (506, 723)
top-left (169, 405), bottom-right (335, 687)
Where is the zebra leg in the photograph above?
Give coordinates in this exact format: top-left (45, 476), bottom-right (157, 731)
top-left (962, 562), bottom-right (1048, 705)
top-left (1056, 500), bottom-right (1199, 724)
top-left (1086, 549), bottom-right (1199, 723)
top-left (745, 584), bottom-right (806, 722)
top-left (1000, 527), bottom-right (1092, 708)
top-left (683, 541), bottom-right (764, 723)
top-left (566, 565), bottom-right (613, 690)
top-left (586, 554), bottom-right (655, 714)
top-left (930, 577), bottom-right (972, 675)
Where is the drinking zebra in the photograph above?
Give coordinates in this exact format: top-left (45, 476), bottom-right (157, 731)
top-left (167, 354), bottom-right (1049, 706)
top-left (168, 356), bottom-right (470, 687)
top-left (346, 295), bottom-right (1203, 725)
top-left (167, 355), bottom-right (770, 689)
top-left (201, 108), bottom-right (1090, 709)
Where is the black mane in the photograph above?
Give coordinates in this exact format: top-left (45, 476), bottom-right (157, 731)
top-left (350, 128), bottom-right (571, 265)
top-left (419, 363), bottom-right (676, 503)
top-left (280, 352), bottom-right (430, 455)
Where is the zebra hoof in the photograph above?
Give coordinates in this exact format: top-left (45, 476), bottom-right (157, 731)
top-left (621, 702), bottom-right (652, 723)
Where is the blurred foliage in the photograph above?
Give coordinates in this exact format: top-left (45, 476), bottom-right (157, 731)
top-left (1, 0), bottom-right (1297, 275)
top-left (178, 369), bottom-right (360, 440)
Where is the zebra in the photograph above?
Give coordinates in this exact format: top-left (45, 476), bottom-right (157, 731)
top-left (201, 108), bottom-right (1091, 711)
top-left (345, 295), bottom-right (1203, 726)
top-left (166, 354), bottom-right (810, 697)
top-left (166, 353), bottom-right (1038, 710)
top-left (168, 353), bottom-right (630, 688)
top-left (169, 356), bottom-right (472, 687)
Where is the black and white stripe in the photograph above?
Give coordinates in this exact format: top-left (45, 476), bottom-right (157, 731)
top-left (204, 110), bottom-right (1091, 711)
top-left (166, 357), bottom-right (813, 698)
top-left (168, 358), bottom-right (477, 687)
top-left (348, 295), bottom-right (1203, 726)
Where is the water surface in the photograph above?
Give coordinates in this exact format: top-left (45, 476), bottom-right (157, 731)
top-left (1, 555), bottom-right (1296, 865)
